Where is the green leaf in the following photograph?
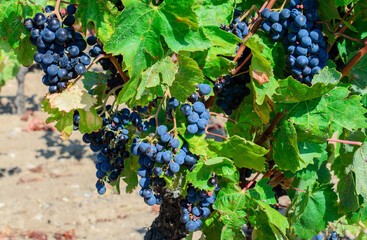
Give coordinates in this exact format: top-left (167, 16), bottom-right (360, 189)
top-left (348, 54), bottom-right (367, 96)
top-left (171, 55), bottom-right (205, 102)
top-left (82, 72), bottom-right (109, 92)
top-left (178, 125), bottom-right (209, 156)
top-left (335, 0), bottom-right (358, 7)
top-left (289, 184), bottom-right (339, 239)
top-left (349, 143), bottom-right (367, 200)
top-left (186, 157), bottom-right (237, 190)
top-left (298, 142), bottom-right (327, 165)
top-left (318, 0), bottom-right (341, 21)
top-left (136, 56), bottom-right (178, 100)
top-left (122, 154), bottom-right (140, 193)
top-left (221, 136), bottom-right (268, 171)
top-left (104, 0), bottom-right (212, 78)
top-left (273, 68), bottom-right (340, 104)
top-left (246, 35), bottom-right (273, 78)
top-left (194, 0), bottom-right (235, 26)
top-left (72, 0), bottom-right (115, 43)
top-left (77, 108), bottom-right (103, 134)
top-left (273, 119), bottom-right (308, 172)
top-left (225, 102), bottom-right (263, 141)
top-left (248, 178), bottom-right (277, 205)
top-left (338, 172), bottom-right (359, 214)
top-left (54, 111), bottom-right (74, 140)
top-left (251, 76), bottom-right (279, 106)
top-left (14, 34), bottom-right (36, 66)
top-left (214, 183), bottom-right (248, 239)
top-left (279, 87), bottom-right (367, 142)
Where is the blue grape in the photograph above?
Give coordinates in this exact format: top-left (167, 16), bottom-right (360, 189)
top-left (291, 67), bottom-right (302, 77)
top-left (137, 166), bottom-right (148, 177)
top-left (139, 177), bottom-right (151, 188)
top-left (155, 152), bottom-right (164, 164)
top-left (261, 8), bottom-right (271, 19)
top-left (280, 9), bottom-right (290, 19)
top-left (197, 118), bottom-right (207, 130)
top-left (294, 15), bottom-right (307, 27)
top-left (87, 36), bottom-right (97, 45)
top-left (318, 48), bottom-right (327, 59)
top-left (174, 154), bottom-right (185, 165)
top-left (66, 4), bottom-right (77, 14)
top-left (187, 124), bottom-right (198, 134)
top-left (290, 0), bottom-right (301, 7)
top-left (308, 43), bottom-right (319, 54)
top-left (169, 162), bottom-right (180, 173)
top-left (48, 18), bottom-right (60, 31)
top-left (185, 221), bottom-right (196, 231)
top-left (308, 55), bottom-right (319, 67)
top-left (157, 125), bottom-right (168, 136)
top-left (187, 112), bottom-right (199, 124)
top-left (200, 110), bottom-right (210, 120)
top-left (290, 8), bottom-right (301, 19)
top-left (168, 97), bottom-right (180, 109)
top-left (96, 170), bottom-right (106, 179)
top-left (297, 29), bottom-right (309, 39)
top-left (160, 132), bottom-right (171, 143)
top-left (68, 45), bottom-right (80, 57)
top-left (162, 151), bottom-right (173, 162)
top-left (261, 21), bottom-right (272, 33)
top-left (170, 138), bottom-right (180, 148)
top-left (198, 84), bottom-right (211, 95)
top-left (270, 32), bottom-right (280, 41)
top-left (303, 66), bottom-right (312, 75)
top-left (180, 214), bottom-right (190, 223)
top-left (153, 167), bottom-right (162, 176)
top-left (185, 154), bottom-right (197, 165)
top-left (36, 37), bottom-right (47, 48)
top-left (271, 23), bottom-right (282, 33)
top-left (287, 45), bottom-right (296, 54)
top-left (288, 33), bottom-right (297, 42)
top-left (237, 22), bottom-right (247, 31)
top-left (75, 63), bottom-right (86, 75)
top-left (142, 188), bottom-right (153, 198)
top-left (192, 207), bottom-right (201, 216)
top-left (311, 66), bottom-right (321, 75)
top-left (310, 29), bottom-right (323, 43)
top-left (193, 102), bottom-right (205, 114)
top-left (286, 55), bottom-right (296, 66)
top-left (144, 195), bottom-right (156, 206)
top-left (63, 15), bottom-right (75, 26)
top-left (181, 104), bottom-right (192, 116)
top-left (301, 36), bottom-right (312, 47)
top-left (47, 64), bottom-right (59, 76)
top-left (101, 162), bottom-right (112, 173)
top-left (34, 13), bottom-right (46, 26)
top-left (303, 0), bottom-right (315, 10)
top-left (296, 56), bottom-right (308, 68)
top-left (23, 18), bottom-right (34, 30)
top-left (269, 11), bottom-right (280, 22)
top-left (202, 207), bottom-right (211, 218)
top-left (55, 28), bottom-right (68, 42)
top-left (296, 46), bottom-right (308, 55)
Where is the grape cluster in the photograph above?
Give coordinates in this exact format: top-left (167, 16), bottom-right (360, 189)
top-left (214, 74), bottom-right (251, 115)
top-left (82, 107), bottom-right (136, 194)
top-left (99, 56), bottom-right (125, 95)
top-left (73, 110), bottom-right (80, 131)
top-left (180, 176), bottom-right (220, 231)
top-left (260, 0), bottom-right (328, 84)
top-left (180, 84), bottom-right (211, 135)
top-left (24, 5), bottom-right (90, 93)
top-left (130, 125), bottom-right (200, 206)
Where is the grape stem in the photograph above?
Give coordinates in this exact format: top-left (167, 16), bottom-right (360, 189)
top-left (101, 85), bottom-right (124, 118)
top-left (53, 0), bottom-right (63, 23)
top-left (276, 203), bottom-right (288, 209)
top-left (333, 3), bottom-right (357, 32)
top-left (74, 54), bottom-right (106, 82)
top-left (242, 172), bottom-right (261, 192)
top-left (209, 112), bottom-right (237, 123)
top-left (255, 112), bottom-right (285, 145)
top-left (327, 139), bottom-right (363, 146)
top-left (167, 91), bottom-right (178, 138)
top-left (316, 20), bottom-right (364, 44)
top-left (206, 132), bottom-right (228, 140)
top-left (233, 0), bottom-right (276, 62)
top-left (154, 87), bottom-right (171, 135)
top-left (340, 37), bottom-right (367, 79)
top-left (233, 52), bottom-right (252, 75)
top-left (107, 55), bottom-right (130, 83)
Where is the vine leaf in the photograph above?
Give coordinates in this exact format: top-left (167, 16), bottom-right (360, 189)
top-left (104, 0), bottom-right (212, 79)
top-left (248, 178), bottom-right (277, 205)
top-left (194, 0), bottom-right (235, 27)
top-left (337, 172), bottom-right (359, 214)
top-left (349, 143), bottom-right (367, 200)
top-left (347, 54), bottom-right (367, 96)
top-left (334, 0), bottom-right (358, 7)
top-left (273, 67), bottom-right (340, 104)
top-left (288, 184), bottom-right (339, 239)
top-left (71, 0), bottom-right (115, 43)
top-left (186, 157), bottom-right (238, 190)
top-left (171, 55), bottom-right (205, 102)
top-left (221, 136), bottom-right (268, 171)
top-left (78, 108), bottom-right (103, 134)
top-left (122, 155), bottom-right (140, 193)
top-left (46, 84), bottom-right (96, 112)
top-left (273, 119), bottom-right (308, 173)
top-left (279, 87), bottom-right (367, 142)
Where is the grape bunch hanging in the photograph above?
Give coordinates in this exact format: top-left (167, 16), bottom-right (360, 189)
top-left (23, 4), bottom-right (91, 93)
top-left (260, 0), bottom-right (329, 84)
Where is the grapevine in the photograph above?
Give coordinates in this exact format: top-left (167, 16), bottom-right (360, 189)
top-left (1, 0), bottom-right (366, 239)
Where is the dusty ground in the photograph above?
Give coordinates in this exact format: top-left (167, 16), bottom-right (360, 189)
top-left (0, 69), bottom-right (159, 240)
